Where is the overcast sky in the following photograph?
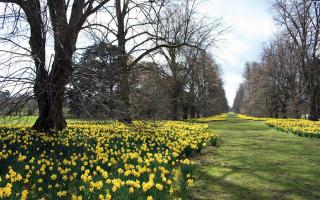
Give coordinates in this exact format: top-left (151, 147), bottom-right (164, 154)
top-left (201, 0), bottom-right (276, 106)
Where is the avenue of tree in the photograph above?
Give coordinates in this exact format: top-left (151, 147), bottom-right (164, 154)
top-left (0, 0), bottom-right (229, 130)
top-left (233, 0), bottom-right (320, 120)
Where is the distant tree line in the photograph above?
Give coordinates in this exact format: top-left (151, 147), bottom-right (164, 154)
top-left (233, 0), bottom-right (320, 120)
top-left (66, 42), bottom-right (229, 120)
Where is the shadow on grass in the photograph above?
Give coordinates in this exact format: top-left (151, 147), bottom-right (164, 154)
top-left (190, 115), bottom-right (320, 200)
top-left (192, 167), bottom-right (270, 200)
top-left (191, 144), bottom-right (320, 200)
top-left (192, 161), bottom-right (320, 200)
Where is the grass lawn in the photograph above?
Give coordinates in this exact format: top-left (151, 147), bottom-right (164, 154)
top-left (0, 115), bottom-right (37, 125)
top-left (0, 116), bottom-right (109, 126)
top-left (190, 114), bottom-right (320, 200)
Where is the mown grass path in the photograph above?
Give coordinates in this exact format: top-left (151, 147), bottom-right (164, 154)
top-left (190, 114), bottom-right (320, 200)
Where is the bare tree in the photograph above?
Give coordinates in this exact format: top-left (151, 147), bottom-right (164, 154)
top-left (273, 0), bottom-right (320, 120)
top-left (236, 0), bottom-right (320, 119)
top-left (0, 0), bottom-right (111, 131)
top-left (182, 50), bottom-right (227, 118)
top-left (155, 0), bottom-right (224, 120)
top-left (85, 0), bottom-right (225, 122)
top-left (0, 0), bottom-right (226, 128)
top-left (233, 83), bottom-right (245, 113)
top-left (233, 36), bottom-right (308, 118)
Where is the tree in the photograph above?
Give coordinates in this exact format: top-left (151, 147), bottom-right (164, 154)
top-left (1, 0), bottom-right (226, 127)
top-left (67, 42), bottom-right (120, 118)
top-left (89, 0), bottom-right (224, 122)
top-left (233, 84), bottom-right (245, 114)
top-left (129, 53), bottom-right (228, 120)
top-left (233, 36), bottom-right (308, 118)
top-left (130, 62), bottom-right (170, 119)
top-left (183, 51), bottom-right (228, 118)
top-left (87, 0), bottom-right (166, 122)
top-left (273, 0), bottom-right (320, 120)
top-left (0, 0), bottom-right (111, 131)
top-left (155, 0), bottom-right (224, 120)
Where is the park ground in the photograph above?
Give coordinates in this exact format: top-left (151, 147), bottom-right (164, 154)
top-left (190, 114), bottom-right (320, 200)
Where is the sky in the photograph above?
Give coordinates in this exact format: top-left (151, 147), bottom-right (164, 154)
top-left (201, 0), bottom-right (276, 107)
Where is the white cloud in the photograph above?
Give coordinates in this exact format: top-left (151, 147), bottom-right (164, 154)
top-left (200, 0), bottom-right (276, 106)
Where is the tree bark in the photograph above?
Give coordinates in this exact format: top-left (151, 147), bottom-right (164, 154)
top-left (32, 58), bottom-right (72, 131)
top-left (115, 0), bottom-right (132, 123)
top-left (168, 48), bottom-right (181, 120)
top-left (182, 104), bottom-right (188, 119)
top-left (190, 104), bottom-right (196, 118)
top-left (118, 62), bottom-right (132, 123)
top-left (170, 79), bottom-right (181, 120)
top-left (195, 109), bottom-right (201, 118)
top-left (32, 92), bottom-right (66, 131)
top-left (171, 95), bottom-right (179, 120)
top-left (309, 86), bottom-right (318, 121)
top-left (317, 87), bottom-right (320, 118)
top-left (281, 103), bottom-right (287, 118)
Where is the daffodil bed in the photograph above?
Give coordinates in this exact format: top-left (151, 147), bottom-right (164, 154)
top-left (188, 113), bottom-right (228, 123)
top-left (0, 120), bottom-right (217, 199)
top-left (237, 114), bottom-right (271, 121)
top-left (266, 119), bottom-right (320, 138)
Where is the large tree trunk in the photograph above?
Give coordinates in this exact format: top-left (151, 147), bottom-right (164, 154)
top-left (116, 43), bottom-right (132, 123)
top-left (118, 62), bottom-right (132, 123)
top-left (281, 103), bottom-right (287, 118)
top-left (195, 109), bottom-right (201, 118)
top-left (317, 87), bottom-right (320, 118)
top-left (309, 86), bottom-right (318, 121)
top-left (190, 104), bottom-right (196, 119)
top-left (32, 91), bottom-right (66, 131)
top-left (171, 94), bottom-right (179, 120)
top-left (116, 0), bottom-right (132, 123)
top-left (182, 104), bottom-right (188, 119)
top-left (270, 96), bottom-right (279, 118)
top-left (32, 58), bottom-right (72, 131)
top-left (189, 82), bottom-right (196, 118)
top-left (170, 80), bottom-right (181, 120)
